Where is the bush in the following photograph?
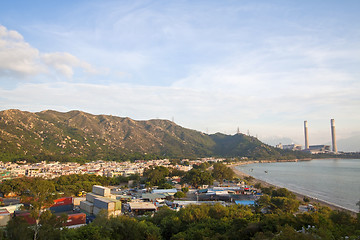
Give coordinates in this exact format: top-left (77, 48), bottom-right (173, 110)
top-left (174, 191), bottom-right (186, 198)
top-left (181, 187), bottom-right (189, 193)
top-left (254, 183), bottom-right (262, 189)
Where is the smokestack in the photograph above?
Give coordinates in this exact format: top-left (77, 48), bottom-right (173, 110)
top-left (304, 121), bottom-right (309, 149)
top-left (331, 119), bottom-right (337, 153)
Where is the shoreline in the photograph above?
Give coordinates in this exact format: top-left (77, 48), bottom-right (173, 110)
top-left (229, 162), bottom-right (358, 215)
top-left (231, 157), bottom-right (360, 166)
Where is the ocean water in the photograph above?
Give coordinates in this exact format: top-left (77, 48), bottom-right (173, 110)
top-left (236, 159), bottom-right (360, 212)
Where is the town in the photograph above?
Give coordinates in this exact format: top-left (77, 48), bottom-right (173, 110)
top-left (0, 158), bottom-right (357, 240)
top-left (0, 158), bottom-right (231, 180)
top-left (0, 157), bottom-right (262, 229)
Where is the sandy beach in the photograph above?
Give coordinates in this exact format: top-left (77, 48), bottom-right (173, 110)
top-left (229, 162), bottom-right (358, 216)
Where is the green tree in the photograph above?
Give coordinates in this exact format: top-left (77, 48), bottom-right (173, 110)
top-left (330, 210), bottom-right (353, 226)
top-left (6, 216), bottom-right (33, 240)
top-left (270, 197), bottom-right (300, 213)
top-left (0, 181), bottom-right (13, 197)
top-left (254, 183), bottom-right (262, 189)
top-left (182, 169), bottom-right (213, 188)
top-left (273, 225), bottom-right (316, 240)
top-left (208, 203), bottom-right (228, 219)
top-left (159, 215), bottom-right (182, 239)
top-left (271, 188), bottom-right (296, 199)
top-left (174, 191), bottom-right (186, 198)
top-left (260, 186), bottom-right (275, 195)
top-left (158, 182), bottom-right (174, 189)
top-left (61, 224), bottom-right (105, 240)
top-left (256, 195), bottom-right (271, 209)
top-left (0, 177), bottom-right (30, 196)
top-left (21, 178), bottom-right (58, 240)
top-left (212, 163), bottom-right (234, 183)
top-left (193, 162), bottom-right (210, 170)
top-left (92, 215), bottom-right (161, 240)
top-left (143, 166), bottom-right (170, 187)
top-left (37, 211), bottom-right (67, 240)
top-left (357, 199), bottom-right (360, 228)
top-left (169, 168), bottom-right (186, 177)
top-left (128, 173), bottom-right (141, 181)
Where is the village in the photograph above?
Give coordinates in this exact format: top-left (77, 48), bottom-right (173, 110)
top-left (0, 158), bottom-right (264, 229)
top-left (0, 157), bottom-right (240, 180)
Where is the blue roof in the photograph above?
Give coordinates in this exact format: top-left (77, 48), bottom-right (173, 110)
top-left (152, 188), bottom-right (178, 194)
top-left (235, 200), bottom-right (255, 206)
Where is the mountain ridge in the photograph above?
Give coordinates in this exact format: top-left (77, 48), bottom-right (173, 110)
top-left (0, 109), bottom-right (309, 162)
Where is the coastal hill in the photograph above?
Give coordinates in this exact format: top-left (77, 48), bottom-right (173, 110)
top-left (0, 109), bottom-right (309, 162)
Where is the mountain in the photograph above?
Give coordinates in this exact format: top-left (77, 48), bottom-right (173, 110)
top-left (325, 135), bottom-right (360, 152)
top-left (0, 109), bottom-right (309, 162)
top-left (260, 136), bottom-right (299, 147)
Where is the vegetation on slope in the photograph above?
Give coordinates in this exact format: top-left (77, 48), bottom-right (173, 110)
top-left (0, 109), bottom-right (310, 162)
top-left (3, 186), bottom-right (360, 240)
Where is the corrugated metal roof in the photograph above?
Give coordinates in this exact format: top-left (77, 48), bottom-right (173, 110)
top-left (129, 202), bottom-right (156, 210)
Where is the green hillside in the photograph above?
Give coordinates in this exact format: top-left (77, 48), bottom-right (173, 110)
top-left (0, 109), bottom-right (309, 162)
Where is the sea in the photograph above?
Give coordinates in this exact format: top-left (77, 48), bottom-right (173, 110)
top-left (236, 159), bottom-right (360, 212)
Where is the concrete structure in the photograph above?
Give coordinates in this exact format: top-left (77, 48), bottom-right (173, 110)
top-left (304, 121), bottom-right (309, 149)
top-left (331, 119), bottom-right (337, 153)
top-left (308, 145), bottom-right (331, 154)
top-left (282, 144), bottom-right (302, 151)
top-left (128, 202), bottom-right (157, 216)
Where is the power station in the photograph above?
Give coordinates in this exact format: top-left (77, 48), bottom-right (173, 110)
top-left (331, 119), bottom-right (337, 153)
top-left (302, 119), bottom-right (338, 153)
top-left (304, 120), bottom-right (309, 150)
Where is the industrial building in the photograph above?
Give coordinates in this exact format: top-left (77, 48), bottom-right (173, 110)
top-left (331, 119), bottom-right (337, 153)
top-left (277, 144), bottom-right (302, 151)
top-left (307, 145), bottom-right (331, 154)
top-left (304, 121), bottom-right (309, 150)
top-left (126, 202), bottom-right (157, 216)
top-left (302, 119), bottom-right (338, 154)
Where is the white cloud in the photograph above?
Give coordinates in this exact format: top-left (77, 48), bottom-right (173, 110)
top-left (1, 0), bottom-right (359, 146)
top-left (42, 52), bottom-right (99, 78)
top-left (0, 25), bottom-right (99, 79)
top-left (0, 25), bottom-right (45, 77)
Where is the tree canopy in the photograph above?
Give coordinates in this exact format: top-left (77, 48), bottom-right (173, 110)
top-left (4, 187), bottom-right (360, 240)
top-left (181, 168), bottom-right (213, 188)
top-left (143, 166), bottom-right (170, 187)
top-left (212, 162), bottom-right (234, 183)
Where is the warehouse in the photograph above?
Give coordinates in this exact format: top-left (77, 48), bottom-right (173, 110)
top-left (128, 202), bottom-right (157, 216)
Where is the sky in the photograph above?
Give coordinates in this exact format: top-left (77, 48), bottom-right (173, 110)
top-left (0, 0), bottom-right (359, 147)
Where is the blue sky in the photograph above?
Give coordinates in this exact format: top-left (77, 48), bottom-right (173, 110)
top-left (1, 0), bottom-right (359, 146)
